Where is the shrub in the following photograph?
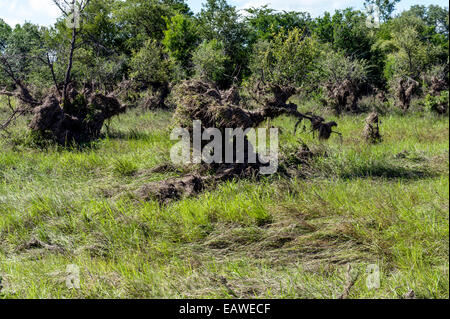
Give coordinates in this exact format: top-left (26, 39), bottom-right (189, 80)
top-left (424, 91), bottom-right (449, 114)
top-left (192, 39), bottom-right (229, 84)
top-left (250, 28), bottom-right (320, 89)
top-left (318, 49), bottom-right (370, 113)
top-left (130, 39), bottom-right (171, 86)
top-left (357, 95), bottom-right (389, 114)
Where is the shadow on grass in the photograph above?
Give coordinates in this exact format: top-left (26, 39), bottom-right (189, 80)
top-left (104, 128), bottom-right (149, 140)
top-left (337, 162), bottom-right (436, 180)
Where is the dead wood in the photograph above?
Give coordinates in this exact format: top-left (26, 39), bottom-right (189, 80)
top-left (324, 79), bottom-right (361, 114)
top-left (138, 80), bottom-right (341, 203)
top-left (363, 112), bottom-right (382, 144)
top-left (396, 77), bottom-right (418, 111)
top-left (28, 86), bottom-right (126, 145)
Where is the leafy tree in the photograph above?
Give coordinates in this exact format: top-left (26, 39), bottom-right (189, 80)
top-left (379, 13), bottom-right (447, 82)
top-left (400, 5), bottom-right (449, 64)
top-left (82, 0), bottom-right (128, 55)
top-left (250, 28), bottom-right (320, 90)
top-left (0, 22), bottom-right (50, 97)
top-left (198, 0), bottom-right (249, 85)
top-left (130, 39), bottom-right (172, 108)
top-left (312, 9), bottom-right (385, 87)
top-left (385, 28), bottom-right (427, 80)
top-left (245, 6), bottom-right (311, 43)
top-left (192, 39), bottom-right (228, 84)
top-left (114, 0), bottom-right (184, 50)
top-left (162, 13), bottom-right (199, 70)
top-left (0, 19), bottom-right (11, 49)
top-left (130, 39), bottom-right (171, 86)
top-left (364, 0), bottom-right (400, 22)
top-left (406, 5), bottom-right (449, 37)
top-left (313, 9), bottom-right (373, 60)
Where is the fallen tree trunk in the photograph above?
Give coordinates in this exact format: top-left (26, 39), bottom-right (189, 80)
top-left (137, 80), bottom-right (341, 203)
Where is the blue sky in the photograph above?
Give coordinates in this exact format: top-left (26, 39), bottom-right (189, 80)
top-left (0, 0), bottom-right (448, 27)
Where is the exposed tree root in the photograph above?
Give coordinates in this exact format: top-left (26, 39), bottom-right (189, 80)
top-left (172, 80), bottom-right (340, 138)
top-left (363, 112), bottom-right (382, 144)
top-left (396, 77), bottom-right (418, 111)
top-left (1, 81), bottom-right (126, 144)
top-left (429, 76), bottom-right (448, 96)
top-left (138, 80), bottom-right (341, 203)
top-left (29, 85), bottom-right (126, 145)
top-left (136, 162), bottom-right (262, 204)
top-left (324, 79), bottom-right (361, 114)
top-left (137, 174), bottom-right (206, 203)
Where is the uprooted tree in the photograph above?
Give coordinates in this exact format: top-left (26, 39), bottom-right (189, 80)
top-left (138, 28), bottom-right (342, 202)
top-left (395, 76), bottom-right (419, 111)
top-left (318, 49), bottom-right (370, 114)
top-left (0, 0), bottom-right (125, 144)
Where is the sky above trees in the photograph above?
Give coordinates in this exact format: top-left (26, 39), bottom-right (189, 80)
top-left (0, 0), bottom-right (448, 27)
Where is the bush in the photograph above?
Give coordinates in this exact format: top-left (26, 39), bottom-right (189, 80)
top-left (192, 39), bottom-right (229, 84)
top-left (162, 14), bottom-right (199, 70)
top-left (250, 28), bottom-right (320, 88)
top-left (318, 49), bottom-right (370, 113)
top-left (130, 39), bottom-right (171, 85)
top-left (424, 91), bottom-right (449, 114)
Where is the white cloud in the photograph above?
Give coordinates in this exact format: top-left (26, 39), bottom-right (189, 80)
top-left (0, 0), bottom-right (61, 27)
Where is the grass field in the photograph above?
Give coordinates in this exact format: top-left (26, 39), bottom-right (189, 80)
top-left (0, 102), bottom-right (448, 299)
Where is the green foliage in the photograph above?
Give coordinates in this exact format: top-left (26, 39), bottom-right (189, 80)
top-left (192, 39), bottom-right (228, 84)
top-left (312, 9), bottom-right (371, 60)
top-left (82, 0), bottom-right (128, 54)
top-left (364, 0), bottom-right (400, 21)
top-left (130, 39), bottom-right (171, 85)
top-left (406, 4), bottom-right (449, 37)
top-left (245, 5), bottom-right (311, 43)
top-left (312, 9), bottom-right (385, 86)
top-left (250, 28), bottom-right (320, 88)
top-left (198, 0), bottom-right (249, 85)
top-left (318, 49), bottom-right (370, 85)
top-left (424, 91), bottom-right (449, 114)
top-left (384, 28), bottom-right (427, 80)
top-left (0, 18), bottom-right (12, 48)
top-left (1, 1), bottom-right (448, 97)
top-left (162, 13), bottom-right (199, 69)
top-left (113, 0), bottom-right (180, 50)
top-left (0, 22), bottom-right (54, 91)
top-left (378, 10), bottom-right (448, 83)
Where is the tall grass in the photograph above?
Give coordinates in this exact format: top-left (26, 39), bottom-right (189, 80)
top-left (0, 106), bottom-right (448, 299)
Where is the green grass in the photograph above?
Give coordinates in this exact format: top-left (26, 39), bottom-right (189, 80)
top-left (0, 104), bottom-right (448, 299)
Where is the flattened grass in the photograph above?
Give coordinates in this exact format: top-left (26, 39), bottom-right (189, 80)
top-left (0, 106), bottom-right (448, 299)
